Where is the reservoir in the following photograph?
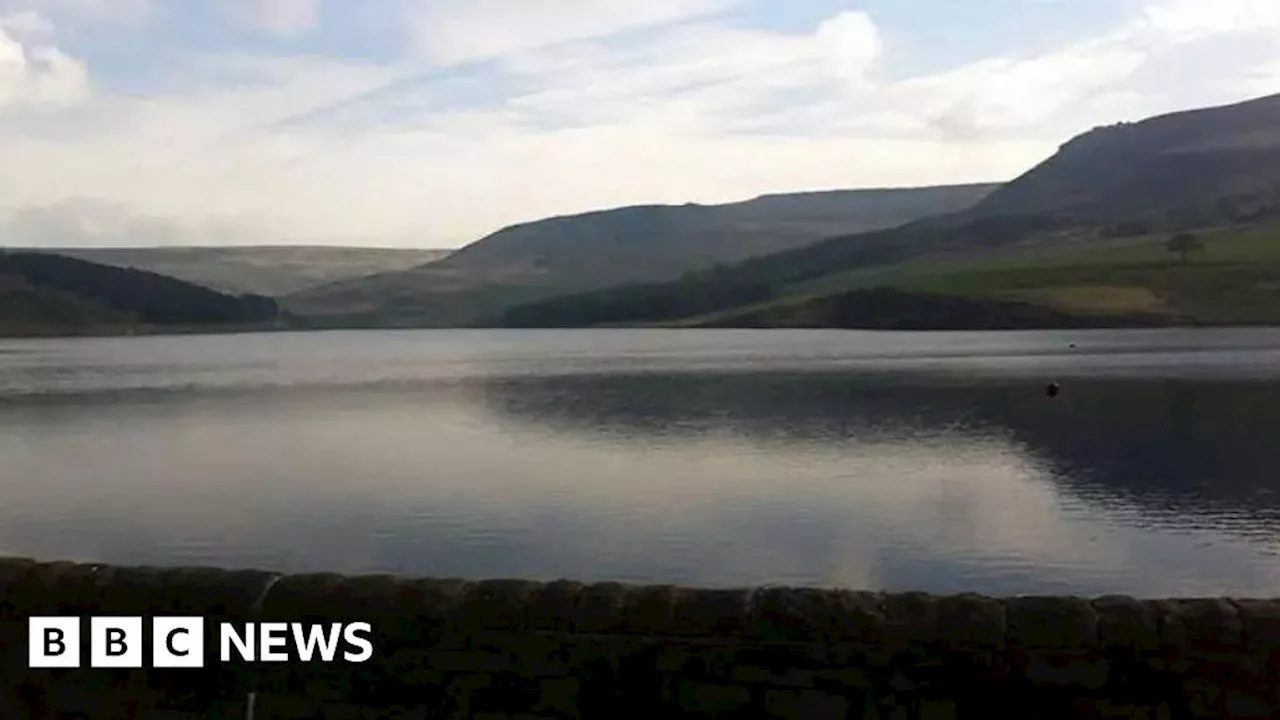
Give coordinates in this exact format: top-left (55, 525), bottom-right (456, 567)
top-left (3, 328), bottom-right (1280, 596)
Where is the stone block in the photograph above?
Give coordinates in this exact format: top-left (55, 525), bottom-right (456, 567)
top-left (918, 698), bottom-right (958, 720)
top-left (764, 689), bottom-right (850, 720)
top-left (813, 667), bottom-right (870, 690)
top-left (670, 588), bottom-right (753, 636)
top-left (678, 683), bottom-right (752, 713)
top-left (382, 648), bottom-right (447, 686)
top-left (1226, 689), bottom-right (1273, 718)
top-left (0, 557), bottom-right (35, 616)
top-left (573, 583), bottom-right (630, 633)
top-left (534, 677), bottom-right (581, 717)
top-left (621, 585), bottom-right (676, 634)
top-left (340, 574), bottom-right (452, 620)
top-left (841, 591), bottom-right (888, 645)
top-left (427, 650), bottom-right (515, 674)
top-left (1, 561), bottom-right (106, 616)
top-left (883, 592), bottom-right (940, 647)
top-left (1093, 596), bottom-right (1160, 652)
top-left (753, 588), bottom-right (884, 642)
top-left (1091, 700), bottom-right (1161, 719)
top-left (453, 580), bottom-right (541, 633)
top-left (731, 666), bottom-right (815, 687)
top-left (936, 594), bottom-right (1006, 649)
top-left (513, 636), bottom-right (574, 677)
top-left (415, 577), bottom-right (473, 622)
top-left (1158, 599), bottom-right (1242, 651)
top-left (1184, 679), bottom-right (1225, 717)
top-left (528, 581), bottom-right (585, 632)
top-left (257, 572), bottom-right (346, 618)
top-left (1007, 596), bottom-right (1097, 649)
top-left (1232, 599), bottom-right (1280, 651)
top-left (446, 673), bottom-right (496, 713)
top-left (1016, 650), bottom-right (1110, 690)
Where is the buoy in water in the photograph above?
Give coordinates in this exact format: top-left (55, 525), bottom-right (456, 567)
top-left (1046, 382), bottom-right (1061, 398)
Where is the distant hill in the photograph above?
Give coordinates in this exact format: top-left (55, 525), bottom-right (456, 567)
top-left (284, 185), bottom-right (1000, 326)
top-left (497, 93), bottom-right (1280, 330)
top-left (0, 252), bottom-right (281, 336)
top-left (36, 246), bottom-right (450, 297)
top-left (973, 92), bottom-right (1280, 228)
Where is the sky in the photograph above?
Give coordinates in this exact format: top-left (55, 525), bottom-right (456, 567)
top-left (0, 0), bottom-right (1278, 249)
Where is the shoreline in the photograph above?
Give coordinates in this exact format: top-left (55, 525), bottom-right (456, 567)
top-left (6, 320), bottom-right (1280, 339)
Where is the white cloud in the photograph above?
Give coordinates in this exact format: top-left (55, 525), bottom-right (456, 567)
top-left (1138, 0), bottom-right (1280, 42)
top-left (0, 9), bottom-right (52, 37)
top-left (501, 11), bottom-right (883, 134)
top-left (0, 20), bottom-right (87, 107)
top-left (0, 0), bottom-right (151, 27)
top-left (813, 11), bottom-right (881, 86)
top-left (885, 41), bottom-right (1149, 137)
top-left (0, 0), bottom-right (1278, 249)
top-left (224, 0), bottom-right (319, 37)
top-left (407, 0), bottom-right (730, 65)
top-left (1237, 59), bottom-right (1280, 97)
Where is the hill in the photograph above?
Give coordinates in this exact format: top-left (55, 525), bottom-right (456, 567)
top-left (496, 92), bottom-right (1280, 330)
top-left (973, 93), bottom-right (1280, 228)
top-left (37, 246), bottom-right (450, 297)
top-left (284, 184), bottom-right (999, 327)
top-left (0, 252), bottom-right (281, 336)
top-left (685, 223), bottom-right (1280, 329)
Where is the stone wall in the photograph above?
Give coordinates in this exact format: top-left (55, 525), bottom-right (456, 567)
top-left (1, 558), bottom-right (1277, 718)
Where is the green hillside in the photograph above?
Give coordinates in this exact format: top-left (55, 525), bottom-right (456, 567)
top-left (285, 184), bottom-right (999, 327)
top-left (688, 223), bottom-right (1280, 329)
top-left (496, 92), bottom-right (1280, 330)
top-left (0, 252), bottom-right (282, 336)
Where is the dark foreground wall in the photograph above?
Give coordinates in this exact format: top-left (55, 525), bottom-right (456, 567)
top-left (1, 558), bottom-right (1278, 719)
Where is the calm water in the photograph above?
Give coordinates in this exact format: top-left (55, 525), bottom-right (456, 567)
top-left (4, 328), bottom-right (1280, 597)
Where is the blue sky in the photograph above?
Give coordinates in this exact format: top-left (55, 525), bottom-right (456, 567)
top-left (0, 0), bottom-right (1278, 248)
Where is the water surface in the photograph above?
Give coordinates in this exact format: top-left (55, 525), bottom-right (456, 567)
top-left (3, 328), bottom-right (1280, 597)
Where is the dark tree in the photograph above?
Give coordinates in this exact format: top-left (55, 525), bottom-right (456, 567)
top-left (1166, 232), bottom-right (1204, 263)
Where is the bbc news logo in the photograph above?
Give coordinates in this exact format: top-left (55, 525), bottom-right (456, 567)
top-left (28, 617), bottom-right (373, 668)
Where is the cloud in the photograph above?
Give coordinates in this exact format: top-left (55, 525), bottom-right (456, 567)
top-left (407, 0), bottom-right (730, 65)
top-left (886, 41), bottom-right (1149, 139)
top-left (0, 0), bottom-right (151, 27)
top-left (223, 0), bottom-right (319, 37)
top-left (1138, 0), bottom-right (1280, 42)
top-left (0, 19), bottom-right (87, 107)
top-left (498, 10), bottom-right (883, 135)
top-left (0, 199), bottom-right (289, 248)
top-left (813, 11), bottom-right (881, 85)
top-left (1237, 59), bottom-right (1280, 97)
top-left (0, 0), bottom-right (1278, 249)
top-left (0, 9), bottom-right (52, 37)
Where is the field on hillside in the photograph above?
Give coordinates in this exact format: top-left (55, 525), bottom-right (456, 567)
top-left (685, 222), bottom-right (1280, 328)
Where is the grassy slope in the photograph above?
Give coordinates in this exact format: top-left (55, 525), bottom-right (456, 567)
top-left (286, 186), bottom-right (1000, 326)
top-left (44, 246), bottom-right (451, 297)
top-left (680, 222), bottom-right (1280, 328)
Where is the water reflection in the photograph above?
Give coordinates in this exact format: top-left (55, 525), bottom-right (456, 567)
top-left (2, 331), bottom-right (1280, 597)
top-left (477, 373), bottom-right (1280, 542)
